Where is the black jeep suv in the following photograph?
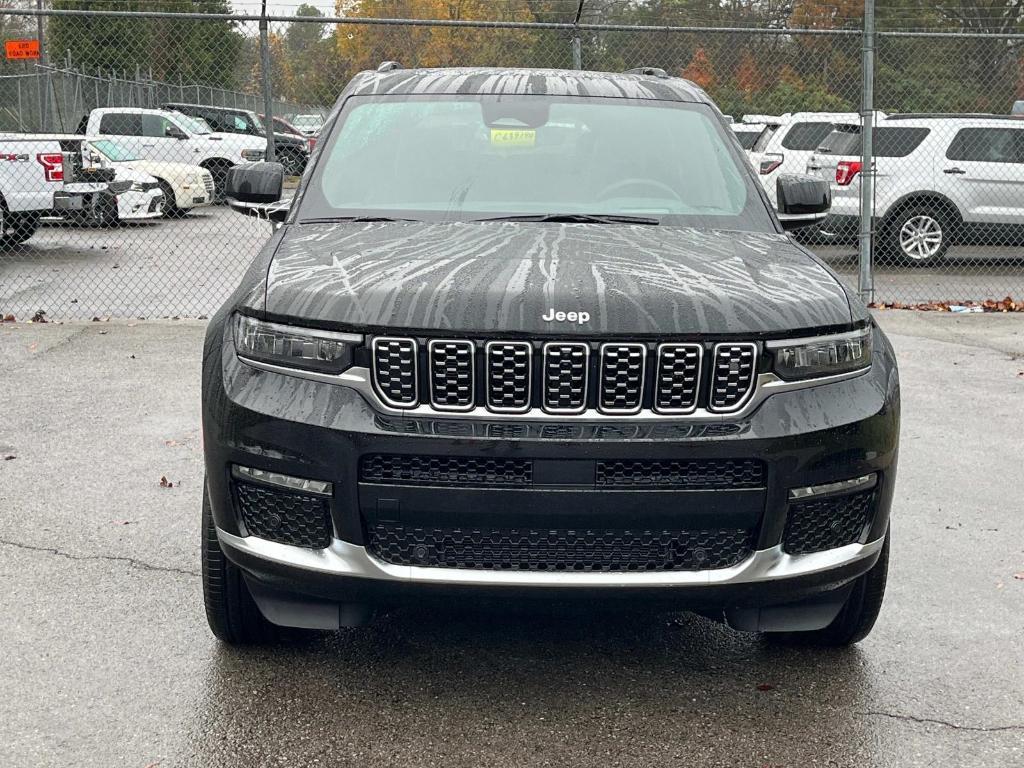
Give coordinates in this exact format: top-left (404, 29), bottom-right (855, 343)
top-left (202, 67), bottom-right (899, 647)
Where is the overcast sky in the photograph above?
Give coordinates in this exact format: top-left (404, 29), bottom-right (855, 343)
top-left (230, 1), bottom-right (338, 16)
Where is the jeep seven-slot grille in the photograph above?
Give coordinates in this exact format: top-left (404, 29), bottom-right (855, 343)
top-left (709, 343), bottom-right (758, 412)
top-left (543, 342), bottom-right (589, 413)
top-left (367, 524), bottom-right (755, 571)
top-left (595, 459), bottom-right (766, 489)
top-left (369, 337), bottom-right (761, 416)
top-left (428, 340), bottom-right (474, 410)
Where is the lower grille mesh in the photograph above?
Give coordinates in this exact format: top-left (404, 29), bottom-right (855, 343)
top-left (360, 454), bottom-right (533, 486)
top-left (233, 481), bottom-right (332, 549)
top-left (596, 459), bottom-right (765, 489)
top-left (367, 524), bottom-right (754, 571)
top-left (783, 490), bottom-right (875, 555)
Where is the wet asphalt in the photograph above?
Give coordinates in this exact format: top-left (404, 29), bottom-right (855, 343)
top-left (1, 312), bottom-right (1022, 767)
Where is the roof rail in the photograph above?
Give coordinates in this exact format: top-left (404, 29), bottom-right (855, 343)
top-left (377, 61), bottom-right (402, 73)
top-left (886, 112), bottom-right (1022, 122)
top-left (624, 67), bottom-right (668, 78)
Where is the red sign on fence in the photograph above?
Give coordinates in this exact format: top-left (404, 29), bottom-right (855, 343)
top-left (5, 39), bottom-right (41, 61)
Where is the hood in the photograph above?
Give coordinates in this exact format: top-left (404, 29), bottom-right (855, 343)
top-left (271, 131), bottom-right (307, 148)
top-left (110, 165), bottom-right (156, 184)
top-left (262, 222), bottom-right (852, 336)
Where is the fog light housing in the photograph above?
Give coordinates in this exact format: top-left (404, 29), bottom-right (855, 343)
top-left (232, 464), bottom-right (332, 496)
top-left (788, 473), bottom-right (876, 500)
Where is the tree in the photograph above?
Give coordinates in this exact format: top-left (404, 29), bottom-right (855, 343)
top-left (735, 50), bottom-right (766, 96)
top-left (48, 1), bottom-right (244, 88)
top-left (682, 47), bottom-right (715, 89)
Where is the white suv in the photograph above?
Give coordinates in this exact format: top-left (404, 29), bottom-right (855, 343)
top-left (807, 115), bottom-right (1024, 263)
top-left (749, 112), bottom-right (883, 210)
top-left (83, 108), bottom-right (266, 199)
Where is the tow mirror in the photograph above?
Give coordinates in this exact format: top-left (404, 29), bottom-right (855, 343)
top-left (226, 161), bottom-right (288, 223)
top-left (776, 174), bottom-right (831, 230)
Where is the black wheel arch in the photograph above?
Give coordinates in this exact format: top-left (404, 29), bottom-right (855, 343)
top-left (881, 190), bottom-right (964, 230)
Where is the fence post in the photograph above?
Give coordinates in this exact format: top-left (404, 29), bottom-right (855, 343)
top-left (857, 0), bottom-right (876, 304)
top-left (259, 0), bottom-right (276, 162)
top-left (36, 0), bottom-right (47, 130)
top-left (571, 0), bottom-right (584, 70)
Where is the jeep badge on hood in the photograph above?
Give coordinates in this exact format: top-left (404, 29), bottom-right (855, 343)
top-left (542, 308), bottom-right (591, 324)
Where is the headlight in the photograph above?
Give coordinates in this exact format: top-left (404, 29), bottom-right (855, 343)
top-left (768, 328), bottom-right (872, 380)
top-left (241, 149), bottom-right (265, 161)
top-left (233, 314), bottom-right (361, 374)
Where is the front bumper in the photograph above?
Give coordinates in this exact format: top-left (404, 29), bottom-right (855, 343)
top-left (202, 316), bottom-right (899, 615)
top-left (117, 189), bottom-right (163, 220)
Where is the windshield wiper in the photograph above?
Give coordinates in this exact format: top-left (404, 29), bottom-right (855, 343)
top-left (474, 213), bottom-right (660, 225)
top-left (300, 216), bottom-right (419, 224)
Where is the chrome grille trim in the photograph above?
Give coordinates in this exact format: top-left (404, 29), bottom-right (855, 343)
top-left (709, 342), bottom-right (758, 413)
top-left (598, 343), bottom-right (646, 415)
top-left (370, 336), bottom-right (419, 409)
top-left (541, 342), bottom-right (590, 414)
top-left (653, 343), bottom-right (703, 414)
top-left (427, 339), bottom-right (475, 412)
top-left (485, 341), bottom-right (533, 414)
top-left (238, 357), bottom-right (870, 423)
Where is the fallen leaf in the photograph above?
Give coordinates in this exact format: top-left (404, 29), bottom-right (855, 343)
top-left (1014, 573), bottom-right (1024, 581)
top-left (30, 309), bottom-right (47, 323)
top-left (756, 683), bottom-right (775, 692)
top-left (98, 330), bottom-right (108, 335)
top-left (869, 296), bottom-right (1022, 313)
top-left (2, 314), bottom-right (14, 322)
top-left (159, 476), bottom-right (174, 488)
top-left (3, 455), bottom-right (16, 461)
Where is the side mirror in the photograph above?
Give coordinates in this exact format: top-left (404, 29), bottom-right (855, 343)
top-left (226, 161), bottom-right (288, 223)
top-left (166, 125), bottom-right (188, 140)
top-left (776, 173), bottom-right (831, 230)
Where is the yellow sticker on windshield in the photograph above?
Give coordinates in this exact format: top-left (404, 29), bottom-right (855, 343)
top-left (490, 128), bottom-right (536, 147)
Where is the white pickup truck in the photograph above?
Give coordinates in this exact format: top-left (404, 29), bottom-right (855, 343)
top-left (82, 108), bottom-right (266, 199)
top-left (0, 134), bottom-right (89, 248)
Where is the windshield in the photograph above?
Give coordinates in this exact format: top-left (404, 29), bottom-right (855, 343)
top-left (293, 115), bottom-right (322, 128)
top-left (172, 112), bottom-right (211, 135)
top-left (299, 95), bottom-right (774, 230)
top-left (89, 139), bottom-right (140, 162)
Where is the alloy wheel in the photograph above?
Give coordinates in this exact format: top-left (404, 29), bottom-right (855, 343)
top-left (898, 214), bottom-right (943, 261)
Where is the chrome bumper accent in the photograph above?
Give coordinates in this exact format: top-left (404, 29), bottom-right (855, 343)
top-left (237, 357), bottom-right (870, 423)
top-left (217, 528), bottom-right (885, 588)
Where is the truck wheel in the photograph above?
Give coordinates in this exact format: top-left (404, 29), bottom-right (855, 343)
top-left (768, 530), bottom-right (889, 647)
top-left (0, 210), bottom-right (40, 250)
top-left (202, 479), bottom-right (277, 645)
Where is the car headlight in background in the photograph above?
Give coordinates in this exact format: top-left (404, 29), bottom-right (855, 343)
top-left (240, 149), bottom-right (265, 161)
top-left (233, 314), bottom-right (361, 374)
top-left (768, 327), bottom-right (872, 380)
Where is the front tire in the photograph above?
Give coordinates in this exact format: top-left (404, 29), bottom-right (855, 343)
top-left (769, 530), bottom-right (889, 647)
top-left (202, 480), bottom-right (277, 645)
top-left (157, 180), bottom-right (184, 219)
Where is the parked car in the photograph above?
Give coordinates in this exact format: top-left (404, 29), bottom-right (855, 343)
top-left (807, 114), bottom-right (1024, 262)
top-left (290, 113), bottom-right (324, 136)
top-left (85, 138), bottom-right (213, 217)
top-left (0, 133), bottom-right (161, 241)
top-left (261, 114), bottom-right (317, 151)
top-left (1012, 100), bottom-right (1024, 116)
top-left (730, 122), bottom-right (767, 150)
top-left (750, 111), bottom-right (884, 209)
top-left (164, 103), bottom-right (310, 176)
top-left (201, 66), bottom-right (897, 649)
top-left (80, 108), bottom-right (265, 199)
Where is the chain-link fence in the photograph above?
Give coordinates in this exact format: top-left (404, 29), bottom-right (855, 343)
top-left (1, 3), bottom-right (1023, 320)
